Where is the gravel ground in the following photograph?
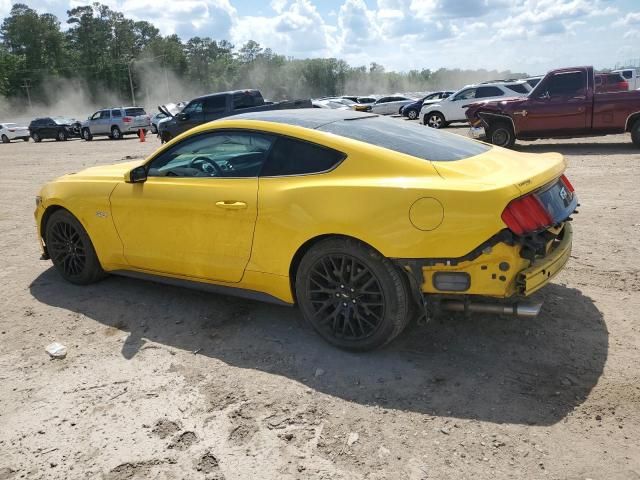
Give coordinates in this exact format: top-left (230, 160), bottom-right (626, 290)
top-left (0, 128), bottom-right (639, 480)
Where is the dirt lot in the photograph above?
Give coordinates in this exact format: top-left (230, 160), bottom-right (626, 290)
top-left (0, 130), bottom-right (639, 480)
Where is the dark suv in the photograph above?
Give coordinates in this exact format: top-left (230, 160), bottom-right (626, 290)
top-left (28, 117), bottom-right (80, 142)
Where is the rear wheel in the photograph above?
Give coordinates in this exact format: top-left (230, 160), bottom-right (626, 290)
top-left (32, 132), bottom-right (41, 143)
top-left (295, 237), bottom-right (412, 351)
top-left (407, 109), bottom-right (418, 120)
top-left (487, 121), bottom-right (516, 148)
top-left (1, 134), bottom-right (9, 143)
top-left (45, 209), bottom-right (106, 285)
top-left (631, 120), bottom-right (640, 147)
top-left (110, 126), bottom-right (122, 140)
top-left (22, 137), bottom-right (29, 142)
top-left (56, 130), bottom-right (67, 141)
top-left (425, 112), bottom-right (445, 129)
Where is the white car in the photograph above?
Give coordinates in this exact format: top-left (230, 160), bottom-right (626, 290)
top-left (612, 68), bottom-right (640, 90)
top-left (420, 81), bottom-right (531, 128)
top-left (369, 95), bottom-right (416, 115)
top-left (0, 122), bottom-right (30, 143)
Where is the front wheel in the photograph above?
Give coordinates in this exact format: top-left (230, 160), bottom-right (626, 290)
top-left (22, 137), bottom-right (29, 142)
top-left (32, 132), bottom-right (41, 143)
top-left (45, 209), bottom-right (106, 285)
top-left (631, 120), bottom-right (640, 147)
top-left (487, 121), bottom-right (516, 148)
top-left (56, 130), bottom-right (67, 141)
top-left (295, 237), bottom-right (412, 351)
top-left (425, 112), bottom-right (445, 129)
top-left (407, 109), bottom-right (418, 120)
top-left (1, 134), bottom-right (9, 143)
top-left (81, 128), bottom-right (93, 141)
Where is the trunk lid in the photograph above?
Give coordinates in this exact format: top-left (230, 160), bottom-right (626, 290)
top-left (431, 146), bottom-right (566, 196)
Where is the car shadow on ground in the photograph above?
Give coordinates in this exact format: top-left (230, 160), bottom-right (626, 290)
top-left (30, 268), bottom-right (607, 426)
top-left (514, 141), bottom-right (636, 156)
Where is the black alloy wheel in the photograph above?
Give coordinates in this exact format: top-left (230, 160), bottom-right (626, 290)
top-left (45, 210), bottom-right (105, 285)
top-left (296, 237), bottom-right (412, 350)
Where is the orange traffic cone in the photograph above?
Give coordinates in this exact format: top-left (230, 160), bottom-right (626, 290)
top-left (139, 128), bottom-right (145, 142)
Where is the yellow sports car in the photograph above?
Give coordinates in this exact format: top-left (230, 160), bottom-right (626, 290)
top-left (35, 109), bottom-right (577, 350)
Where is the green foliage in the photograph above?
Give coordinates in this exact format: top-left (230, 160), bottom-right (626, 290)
top-left (0, 2), bottom-right (529, 109)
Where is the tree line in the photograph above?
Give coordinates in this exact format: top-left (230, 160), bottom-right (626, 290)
top-left (0, 2), bottom-right (528, 111)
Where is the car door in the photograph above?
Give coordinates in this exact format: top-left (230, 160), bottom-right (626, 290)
top-left (447, 88), bottom-right (477, 120)
top-left (44, 118), bottom-right (57, 138)
top-left (518, 70), bottom-right (589, 135)
top-left (371, 97), bottom-right (390, 114)
top-left (109, 130), bottom-right (275, 283)
top-left (87, 111), bottom-right (103, 134)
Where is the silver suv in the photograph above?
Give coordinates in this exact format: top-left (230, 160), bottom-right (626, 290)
top-left (81, 107), bottom-right (150, 140)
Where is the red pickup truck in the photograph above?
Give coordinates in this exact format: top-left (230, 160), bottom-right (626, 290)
top-left (465, 66), bottom-right (640, 148)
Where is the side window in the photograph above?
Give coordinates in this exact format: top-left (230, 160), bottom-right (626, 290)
top-left (441, 92), bottom-right (452, 98)
top-left (453, 89), bottom-right (476, 101)
top-left (99, 111), bottom-right (110, 120)
top-left (111, 109), bottom-right (122, 118)
top-left (475, 86), bottom-right (504, 98)
top-left (147, 131), bottom-right (275, 178)
top-left (621, 70), bottom-right (633, 80)
top-left (233, 93), bottom-right (257, 110)
top-left (425, 93), bottom-right (438, 100)
top-left (546, 71), bottom-right (586, 96)
top-left (377, 97), bottom-right (390, 104)
top-left (90, 112), bottom-right (101, 121)
top-left (262, 137), bottom-right (344, 176)
top-left (205, 95), bottom-right (227, 113)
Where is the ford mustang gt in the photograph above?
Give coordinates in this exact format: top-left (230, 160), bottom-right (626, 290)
top-left (35, 109), bottom-right (577, 350)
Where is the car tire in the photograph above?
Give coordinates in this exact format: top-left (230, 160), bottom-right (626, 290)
top-left (56, 130), bottom-right (67, 141)
top-left (110, 126), bottom-right (122, 140)
top-left (425, 112), bottom-right (445, 129)
top-left (631, 120), bottom-right (640, 147)
top-left (295, 237), bottom-right (412, 351)
top-left (1, 134), bottom-right (9, 143)
top-left (22, 137), bottom-right (29, 142)
top-left (81, 128), bottom-right (93, 141)
top-left (32, 132), bottom-right (41, 143)
top-left (487, 121), bottom-right (516, 148)
top-left (45, 209), bottom-right (106, 285)
top-left (161, 131), bottom-right (172, 144)
top-left (407, 109), bottom-right (418, 120)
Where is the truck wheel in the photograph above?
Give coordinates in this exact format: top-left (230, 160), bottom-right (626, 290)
top-left (81, 128), bottom-right (93, 141)
top-left (631, 120), bottom-right (640, 147)
top-left (487, 122), bottom-right (516, 148)
top-left (295, 237), bottom-right (412, 351)
top-left (425, 112), bottom-right (445, 129)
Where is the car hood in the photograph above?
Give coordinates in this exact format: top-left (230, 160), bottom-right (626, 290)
top-left (59, 160), bottom-right (144, 181)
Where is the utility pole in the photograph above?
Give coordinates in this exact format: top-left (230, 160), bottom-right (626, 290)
top-left (127, 60), bottom-right (136, 106)
top-left (21, 80), bottom-right (32, 110)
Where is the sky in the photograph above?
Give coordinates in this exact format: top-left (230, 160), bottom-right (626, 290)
top-left (1, 0), bottom-right (638, 75)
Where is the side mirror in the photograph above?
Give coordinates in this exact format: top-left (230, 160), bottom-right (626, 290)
top-left (176, 112), bottom-right (188, 121)
top-left (539, 91), bottom-right (551, 100)
top-left (125, 166), bottom-right (147, 183)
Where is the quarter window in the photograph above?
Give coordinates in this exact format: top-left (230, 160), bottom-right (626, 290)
top-left (621, 70), bottom-right (633, 79)
top-left (505, 84), bottom-right (529, 94)
top-left (147, 131), bottom-right (275, 178)
top-left (261, 137), bottom-right (344, 176)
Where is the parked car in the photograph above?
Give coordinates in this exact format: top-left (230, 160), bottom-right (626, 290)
top-left (0, 122), bottom-right (30, 143)
top-left (150, 112), bottom-right (167, 134)
top-left (353, 96), bottom-right (379, 111)
top-left (28, 117), bottom-right (81, 142)
top-left (158, 89), bottom-right (311, 143)
top-left (401, 91), bottom-right (454, 120)
top-left (612, 68), bottom-right (640, 90)
top-left (420, 81), bottom-right (531, 128)
top-left (368, 95), bottom-right (416, 115)
top-left (525, 76), bottom-right (543, 88)
top-left (35, 108), bottom-right (577, 350)
top-left (595, 72), bottom-right (628, 93)
top-left (81, 107), bottom-right (150, 141)
top-left (466, 66), bottom-right (640, 147)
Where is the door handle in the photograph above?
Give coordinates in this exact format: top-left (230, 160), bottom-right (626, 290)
top-left (216, 200), bottom-right (247, 210)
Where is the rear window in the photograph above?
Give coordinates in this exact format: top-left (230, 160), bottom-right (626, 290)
top-left (318, 116), bottom-right (490, 162)
top-left (505, 84), bottom-right (529, 94)
top-left (124, 108), bottom-right (146, 116)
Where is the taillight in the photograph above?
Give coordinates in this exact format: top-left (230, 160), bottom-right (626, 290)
top-left (123, 116), bottom-right (133, 123)
top-left (621, 81), bottom-right (629, 90)
top-left (560, 174), bottom-right (574, 192)
top-left (502, 194), bottom-right (553, 235)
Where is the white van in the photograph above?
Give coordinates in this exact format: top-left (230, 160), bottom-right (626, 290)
top-left (612, 68), bottom-right (640, 90)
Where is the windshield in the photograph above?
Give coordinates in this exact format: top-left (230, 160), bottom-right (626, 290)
top-left (125, 108), bottom-right (146, 116)
top-left (3, 123), bottom-right (18, 128)
top-left (53, 117), bottom-right (73, 125)
top-left (318, 115), bottom-right (490, 161)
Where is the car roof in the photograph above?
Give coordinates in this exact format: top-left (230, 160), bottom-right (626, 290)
top-left (193, 89), bottom-right (260, 101)
top-left (232, 109), bottom-right (377, 129)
